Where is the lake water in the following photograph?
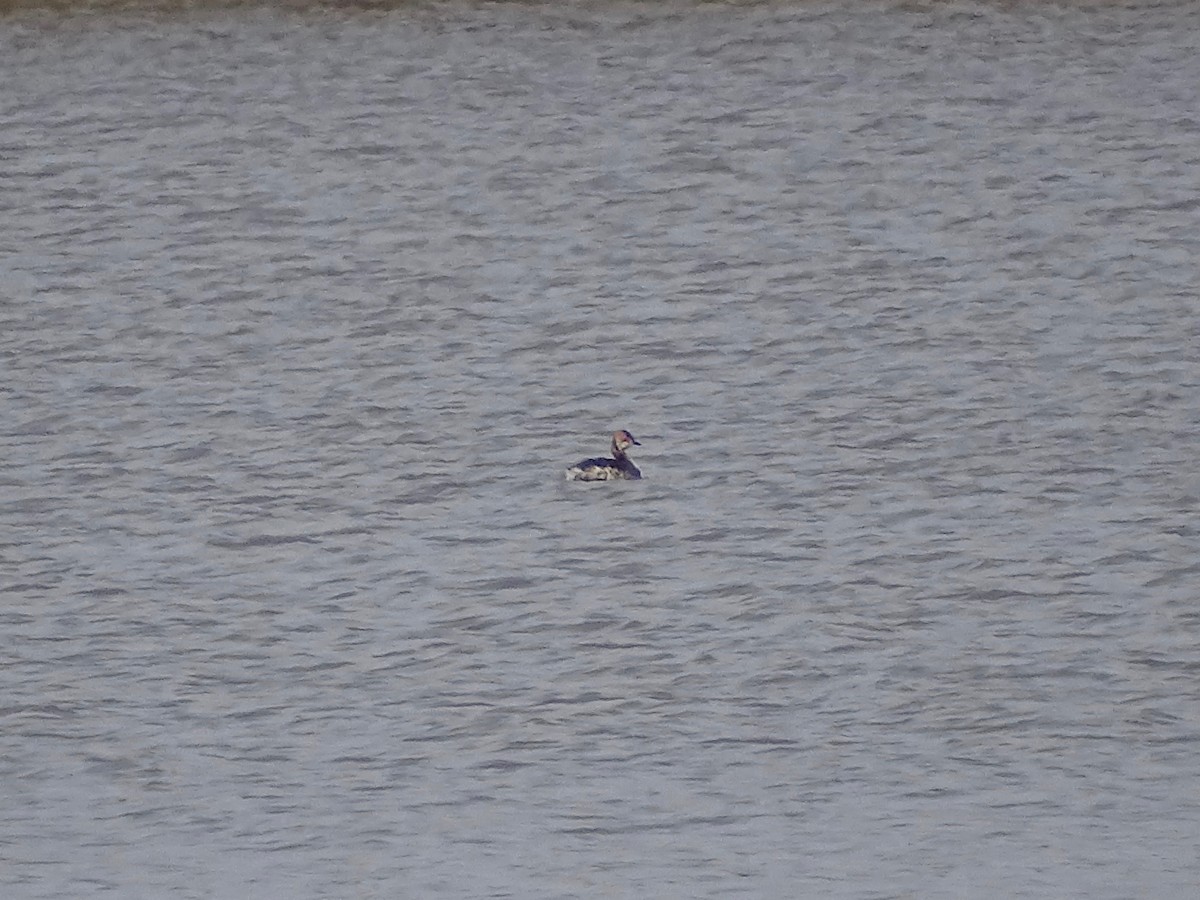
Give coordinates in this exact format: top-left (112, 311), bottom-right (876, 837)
top-left (2, 1), bottom-right (1199, 897)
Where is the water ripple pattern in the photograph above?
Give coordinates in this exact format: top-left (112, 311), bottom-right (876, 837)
top-left (2, 2), bottom-right (1198, 897)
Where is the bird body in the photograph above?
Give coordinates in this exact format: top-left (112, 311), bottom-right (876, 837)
top-left (566, 430), bottom-right (642, 481)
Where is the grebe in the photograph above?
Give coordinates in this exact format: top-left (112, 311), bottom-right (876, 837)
top-left (566, 430), bottom-right (642, 481)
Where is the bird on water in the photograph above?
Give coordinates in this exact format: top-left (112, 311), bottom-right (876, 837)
top-left (565, 430), bottom-right (643, 481)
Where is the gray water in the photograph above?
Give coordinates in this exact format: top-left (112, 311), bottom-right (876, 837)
top-left (3, 1), bottom-right (1199, 897)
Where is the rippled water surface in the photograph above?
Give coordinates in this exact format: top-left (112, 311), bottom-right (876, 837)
top-left (3, 1), bottom-right (1199, 896)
